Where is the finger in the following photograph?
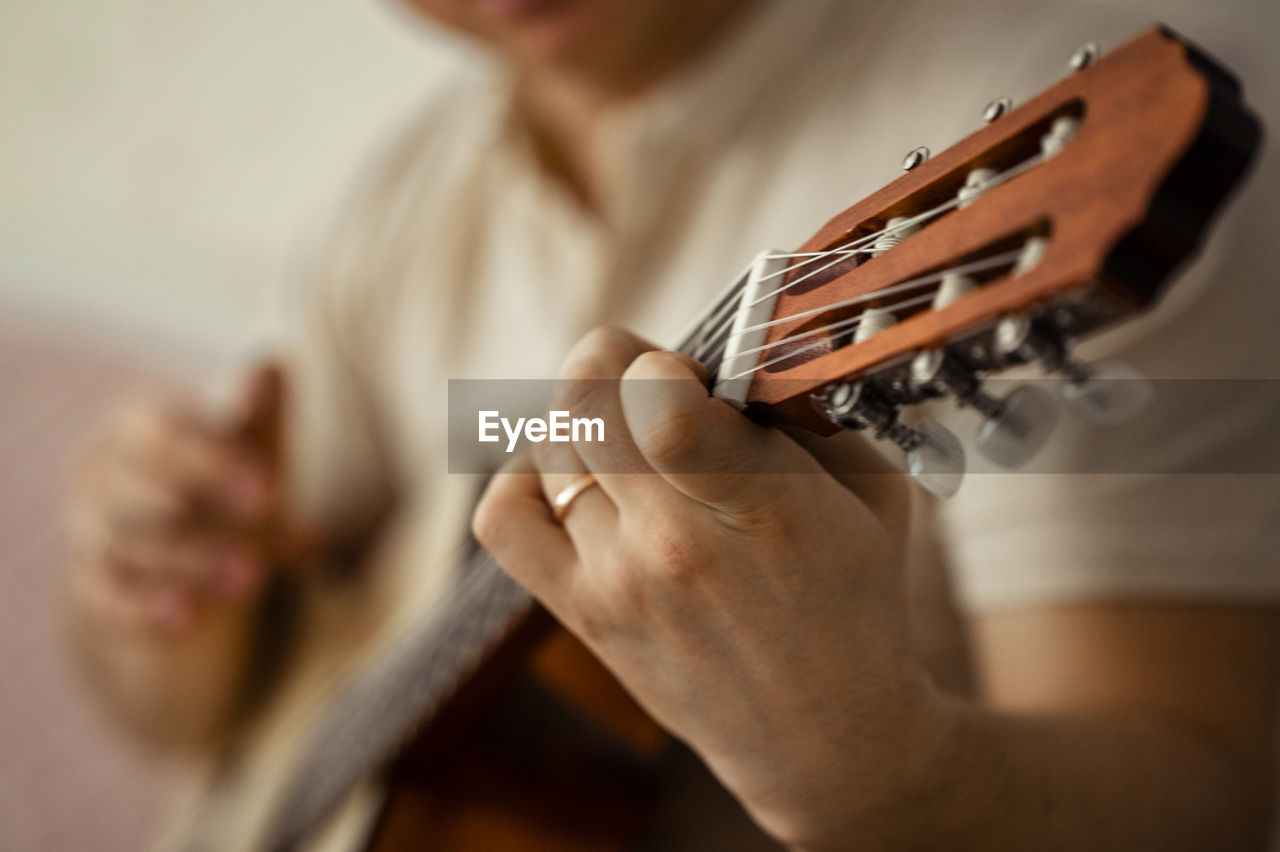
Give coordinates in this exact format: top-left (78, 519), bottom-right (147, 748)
top-left (620, 350), bottom-right (821, 514)
top-left (553, 326), bottom-right (653, 477)
top-left (79, 446), bottom-right (192, 534)
top-left (229, 362), bottom-right (285, 467)
top-left (533, 439), bottom-right (618, 533)
top-left (112, 385), bottom-right (276, 521)
top-left (781, 427), bottom-right (910, 524)
top-left (74, 452), bottom-right (270, 596)
top-left (180, 362), bottom-right (285, 517)
top-left (106, 392), bottom-right (199, 456)
top-left (543, 471), bottom-right (617, 556)
top-left (531, 398), bottom-right (595, 492)
top-left (473, 455), bottom-right (580, 612)
top-left (144, 427), bottom-right (272, 522)
top-left (77, 553), bottom-right (196, 637)
top-left (553, 327), bottom-right (674, 505)
top-left (110, 533), bottom-right (264, 600)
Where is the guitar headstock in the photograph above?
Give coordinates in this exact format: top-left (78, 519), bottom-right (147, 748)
top-left (699, 26), bottom-right (1261, 495)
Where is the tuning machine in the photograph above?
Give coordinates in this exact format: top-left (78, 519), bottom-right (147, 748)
top-left (994, 314), bottom-right (1152, 425)
top-left (812, 380), bottom-right (965, 498)
top-left (983, 97), bottom-right (1013, 123)
top-left (910, 348), bottom-right (1058, 468)
top-left (1069, 42), bottom-right (1100, 72)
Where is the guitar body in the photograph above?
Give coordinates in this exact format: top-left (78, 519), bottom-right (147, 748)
top-left (365, 614), bottom-right (673, 852)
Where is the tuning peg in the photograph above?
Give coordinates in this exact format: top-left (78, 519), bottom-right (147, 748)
top-left (1069, 42), bottom-right (1099, 72)
top-left (811, 381), bottom-right (966, 498)
top-left (902, 146), bottom-right (930, 171)
top-left (974, 384), bottom-right (1060, 467)
top-left (905, 417), bottom-right (966, 498)
top-left (932, 272), bottom-right (977, 309)
top-left (911, 349), bottom-right (1057, 468)
top-left (854, 304), bottom-right (897, 343)
top-left (993, 314), bottom-right (1152, 426)
top-left (983, 97), bottom-right (1013, 122)
top-left (870, 216), bottom-right (920, 256)
top-left (1040, 116), bottom-right (1079, 158)
top-left (1060, 360), bottom-right (1154, 426)
top-left (957, 167), bottom-right (997, 208)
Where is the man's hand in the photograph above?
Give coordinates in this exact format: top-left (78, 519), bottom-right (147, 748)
top-left (69, 364), bottom-right (304, 637)
top-left (65, 363), bottom-right (315, 749)
top-left (474, 327), bottom-right (938, 845)
top-left (475, 327), bottom-right (1280, 852)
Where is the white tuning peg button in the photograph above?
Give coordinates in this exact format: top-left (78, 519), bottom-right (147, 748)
top-left (1060, 361), bottom-right (1153, 426)
top-left (906, 417), bottom-right (966, 498)
top-left (975, 384), bottom-right (1059, 468)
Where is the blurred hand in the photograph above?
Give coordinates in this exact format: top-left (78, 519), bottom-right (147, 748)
top-left (474, 328), bottom-right (943, 846)
top-left (69, 364), bottom-right (308, 638)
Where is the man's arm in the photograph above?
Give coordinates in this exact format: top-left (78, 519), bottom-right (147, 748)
top-left (907, 604), bottom-right (1279, 852)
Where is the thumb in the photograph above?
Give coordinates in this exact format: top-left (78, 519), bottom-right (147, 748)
top-left (228, 362), bottom-right (319, 564)
top-left (619, 350), bottom-right (814, 515)
top-left (230, 362), bottom-right (285, 465)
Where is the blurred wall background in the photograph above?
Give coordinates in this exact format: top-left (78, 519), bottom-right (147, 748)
top-left (0, 0), bottom-right (459, 355)
top-left (0, 2), bottom-right (457, 849)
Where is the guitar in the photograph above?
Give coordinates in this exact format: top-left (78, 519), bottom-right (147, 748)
top-left (256, 26), bottom-right (1261, 851)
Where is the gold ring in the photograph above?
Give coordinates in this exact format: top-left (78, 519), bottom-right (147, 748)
top-left (551, 474), bottom-right (599, 523)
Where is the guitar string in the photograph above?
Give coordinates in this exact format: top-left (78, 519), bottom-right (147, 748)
top-left (689, 150), bottom-right (1047, 363)
top-left (689, 213), bottom-right (953, 355)
top-left (673, 257), bottom-right (756, 355)
top-left (722, 292), bottom-right (937, 364)
top-left (735, 248), bottom-right (1024, 340)
top-left (717, 248), bottom-right (1025, 382)
top-left (749, 151), bottom-right (1045, 303)
top-left (720, 290), bottom-right (941, 377)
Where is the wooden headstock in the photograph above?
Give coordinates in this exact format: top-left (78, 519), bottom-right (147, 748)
top-left (719, 27), bottom-right (1259, 440)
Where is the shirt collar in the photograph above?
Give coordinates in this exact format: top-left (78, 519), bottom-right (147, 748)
top-left (607, 0), bottom-right (839, 157)
top-left (594, 0), bottom-right (839, 223)
top-left (489, 0), bottom-right (841, 229)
